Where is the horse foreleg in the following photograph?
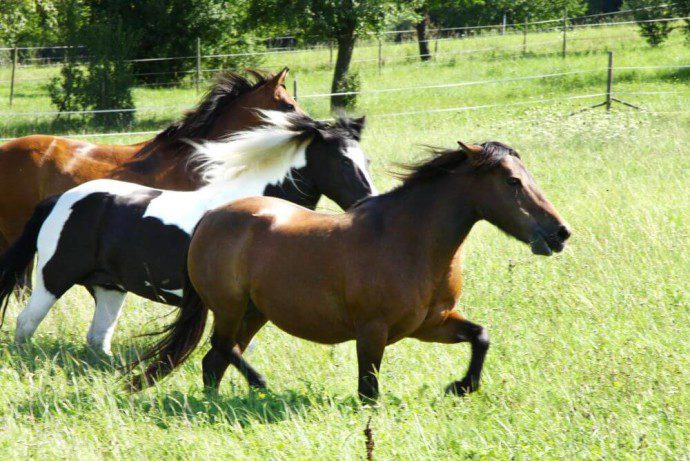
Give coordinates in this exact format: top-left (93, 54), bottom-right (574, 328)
top-left (356, 322), bottom-right (389, 401)
top-left (414, 311), bottom-right (489, 396)
top-left (86, 287), bottom-right (126, 356)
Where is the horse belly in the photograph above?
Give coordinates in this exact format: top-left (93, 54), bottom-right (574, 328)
top-left (251, 284), bottom-right (353, 344)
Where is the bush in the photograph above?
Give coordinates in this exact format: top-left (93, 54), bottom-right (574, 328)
top-left (333, 71), bottom-right (361, 111)
top-left (49, 2), bottom-right (135, 129)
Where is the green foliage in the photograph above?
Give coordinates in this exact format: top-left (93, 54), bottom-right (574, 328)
top-left (96, 0), bottom-right (262, 85)
top-left (0, 0), bottom-right (60, 47)
top-left (48, 0), bottom-right (134, 128)
top-left (334, 70), bottom-right (361, 110)
top-left (426, 0), bottom-right (587, 28)
top-left (624, 0), bottom-right (674, 46)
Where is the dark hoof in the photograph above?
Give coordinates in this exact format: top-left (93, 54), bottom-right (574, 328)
top-left (249, 376), bottom-right (268, 389)
top-left (445, 379), bottom-right (476, 397)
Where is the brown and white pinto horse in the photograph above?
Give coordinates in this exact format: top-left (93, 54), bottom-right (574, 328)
top-left (0, 68), bottom-right (300, 286)
top-left (131, 141), bottom-right (571, 400)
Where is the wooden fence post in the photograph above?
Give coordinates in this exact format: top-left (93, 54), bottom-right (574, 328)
top-left (196, 37), bottom-right (201, 94)
top-left (605, 51), bottom-right (613, 111)
top-left (378, 38), bottom-right (383, 74)
top-left (562, 7), bottom-right (568, 58)
top-left (329, 42), bottom-right (333, 66)
top-left (523, 15), bottom-right (528, 54)
top-left (293, 73), bottom-right (298, 100)
top-left (501, 12), bottom-right (507, 35)
top-left (10, 46), bottom-right (18, 107)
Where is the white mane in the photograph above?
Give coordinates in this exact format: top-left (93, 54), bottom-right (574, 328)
top-left (186, 110), bottom-right (313, 186)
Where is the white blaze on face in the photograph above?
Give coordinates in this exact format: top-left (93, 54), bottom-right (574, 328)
top-left (344, 142), bottom-right (378, 195)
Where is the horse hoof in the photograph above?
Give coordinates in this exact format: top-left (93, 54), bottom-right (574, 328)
top-left (445, 379), bottom-right (474, 397)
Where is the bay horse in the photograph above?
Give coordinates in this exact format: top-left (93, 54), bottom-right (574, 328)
top-left (131, 141), bottom-right (570, 400)
top-left (0, 112), bottom-right (375, 355)
top-left (0, 68), bottom-right (299, 288)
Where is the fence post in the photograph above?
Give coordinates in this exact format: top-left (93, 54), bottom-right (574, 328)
top-left (523, 15), bottom-right (528, 54)
top-left (9, 46), bottom-right (18, 107)
top-left (605, 51), bottom-right (613, 111)
top-left (434, 35), bottom-right (439, 61)
top-left (378, 38), bottom-right (383, 74)
top-left (562, 7), bottom-right (567, 58)
top-left (329, 42), bottom-right (333, 66)
top-left (501, 12), bottom-right (507, 35)
top-left (293, 73), bottom-right (298, 100)
top-left (195, 37), bottom-right (201, 94)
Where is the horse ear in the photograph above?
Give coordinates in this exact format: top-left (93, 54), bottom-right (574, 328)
top-left (273, 67), bottom-right (289, 87)
top-left (457, 141), bottom-right (483, 156)
top-left (352, 116), bottom-right (366, 135)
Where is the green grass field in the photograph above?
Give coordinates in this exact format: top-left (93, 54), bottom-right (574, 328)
top-left (0, 25), bottom-right (689, 459)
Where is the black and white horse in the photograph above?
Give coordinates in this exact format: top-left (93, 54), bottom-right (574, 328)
top-left (0, 111), bottom-right (376, 355)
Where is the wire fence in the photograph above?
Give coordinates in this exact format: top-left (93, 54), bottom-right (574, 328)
top-left (0, 9), bottom-right (687, 140)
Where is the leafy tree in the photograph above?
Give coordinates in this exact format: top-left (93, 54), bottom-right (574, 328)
top-left (0, 0), bottom-right (60, 48)
top-left (247, 0), bottom-right (418, 111)
top-left (92, 0), bottom-right (261, 85)
top-left (624, 0), bottom-right (676, 46)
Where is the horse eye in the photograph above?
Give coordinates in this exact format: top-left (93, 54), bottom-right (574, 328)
top-left (283, 103), bottom-right (295, 111)
top-left (507, 177), bottom-right (522, 187)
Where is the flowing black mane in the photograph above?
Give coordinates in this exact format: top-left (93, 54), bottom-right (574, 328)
top-left (399, 141), bottom-right (520, 186)
top-left (126, 71), bottom-right (272, 172)
top-left (155, 70), bottom-right (271, 142)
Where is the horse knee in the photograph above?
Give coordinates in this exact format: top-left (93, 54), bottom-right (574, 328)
top-left (473, 326), bottom-right (489, 350)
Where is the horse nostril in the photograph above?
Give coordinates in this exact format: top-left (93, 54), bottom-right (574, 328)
top-left (557, 225), bottom-right (571, 241)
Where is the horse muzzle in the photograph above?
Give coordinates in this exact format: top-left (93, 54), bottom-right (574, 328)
top-left (530, 224), bottom-right (571, 256)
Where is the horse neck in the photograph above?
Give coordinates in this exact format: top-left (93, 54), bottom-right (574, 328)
top-left (362, 176), bottom-right (479, 271)
top-left (204, 94), bottom-right (265, 140)
top-left (196, 167), bottom-right (293, 209)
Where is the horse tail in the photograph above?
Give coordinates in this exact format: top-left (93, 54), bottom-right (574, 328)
top-left (0, 195), bottom-right (59, 327)
top-left (128, 264), bottom-right (208, 391)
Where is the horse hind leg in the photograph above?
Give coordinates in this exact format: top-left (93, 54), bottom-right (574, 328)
top-left (86, 286), bottom-right (126, 356)
top-left (201, 298), bottom-right (266, 391)
top-left (14, 273), bottom-right (57, 345)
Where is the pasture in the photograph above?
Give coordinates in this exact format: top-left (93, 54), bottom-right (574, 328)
top-left (0, 25), bottom-right (689, 459)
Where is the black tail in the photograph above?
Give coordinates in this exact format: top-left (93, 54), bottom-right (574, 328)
top-left (0, 195), bottom-right (59, 327)
top-left (128, 264), bottom-right (208, 391)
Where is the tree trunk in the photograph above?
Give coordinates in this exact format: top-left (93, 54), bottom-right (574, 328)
top-left (330, 27), bottom-right (357, 112)
top-left (416, 14), bottom-right (431, 62)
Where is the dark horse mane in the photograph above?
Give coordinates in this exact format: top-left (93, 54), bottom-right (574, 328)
top-left (129, 70), bottom-right (272, 169)
top-left (399, 141), bottom-right (520, 186)
top-left (351, 141), bottom-right (519, 209)
top-left (156, 70), bottom-right (270, 142)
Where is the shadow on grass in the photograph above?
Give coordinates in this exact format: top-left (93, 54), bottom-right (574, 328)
top-left (2, 335), bottom-right (361, 427)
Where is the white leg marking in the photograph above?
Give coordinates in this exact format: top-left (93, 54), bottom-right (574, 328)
top-left (86, 287), bottom-right (126, 355)
top-left (15, 273), bottom-right (56, 344)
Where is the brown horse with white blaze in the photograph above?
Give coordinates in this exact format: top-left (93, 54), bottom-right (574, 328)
top-left (131, 141), bottom-right (571, 400)
top-left (0, 68), bottom-right (300, 286)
